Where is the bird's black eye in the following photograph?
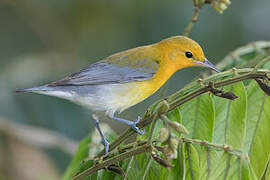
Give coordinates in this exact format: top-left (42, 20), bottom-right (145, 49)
top-left (185, 51), bottom-right (193, 58)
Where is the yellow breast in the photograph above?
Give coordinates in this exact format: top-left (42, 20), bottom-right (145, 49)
top-left (108, 60), bottom-right (177, 112)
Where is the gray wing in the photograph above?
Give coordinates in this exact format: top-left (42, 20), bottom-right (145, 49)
top-left (49, 60), bottom-right (159, 86)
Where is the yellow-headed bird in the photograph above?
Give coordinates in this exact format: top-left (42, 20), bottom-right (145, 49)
top-left (16, 36), bottom-right (219, 153)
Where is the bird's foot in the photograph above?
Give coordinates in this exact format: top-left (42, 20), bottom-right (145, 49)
top-left (128, 116), bottom-right (145, 135)
top-left (110, 115), bottom-right (145, 135)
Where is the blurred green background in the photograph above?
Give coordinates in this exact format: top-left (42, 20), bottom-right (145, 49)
top-left (0, 0), bottom-right (270, 179)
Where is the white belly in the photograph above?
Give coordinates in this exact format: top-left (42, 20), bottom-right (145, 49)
top-left (76, 83), bottom-right (149, 116)
top-left (37, 82), bottom-right (149, 116)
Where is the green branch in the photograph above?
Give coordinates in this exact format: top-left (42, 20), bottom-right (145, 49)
top-left (72, 144), bottom-right (150, 180)
top-left (74, 134), bottom-right (252, 179)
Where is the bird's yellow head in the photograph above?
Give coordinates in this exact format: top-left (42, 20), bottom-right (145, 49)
top-left (156, 36), bottom-right (220, 72)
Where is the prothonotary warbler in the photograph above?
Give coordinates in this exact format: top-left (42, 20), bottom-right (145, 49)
top-left (16, 36), bottom-right (220, 153)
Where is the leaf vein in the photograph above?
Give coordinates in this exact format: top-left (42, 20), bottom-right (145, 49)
top-left (223, 153), bottom-right (231, 180)
top-left (187, 143), bottom-right (195, 180)
top-left (206, 146), bottom-right (211, 180)
top-left (192, 96), bottom-right (201, 138)
top-left (224, 85), bottom-right (234, 144)
top-left (248, 94), bottom-right (266, 154)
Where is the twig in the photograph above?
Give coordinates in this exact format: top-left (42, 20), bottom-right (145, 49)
top-left (75, 136), bottom-right (246, 179)
top-left (183, 6), bottom-right (200, 36)
top-left (168, 67), bottom-right (270, 101)
top-left (254, 55), bottom-right (270, 71)
top-left (72, 144), bottom-right (151, 180)
top-left (254, 78), bottom-right (270, 95)
top-left (159, 2), bottom-right (202, 104)
top-left (180, 137), bottom-right (242, 157)
top-left (216, 41), bottom-right (270, 70)
top-left (147, 113), bottom-right (159, 145)
top-left (169, 71), bottom-right (269, 111)
top-left (208, 83), bottom-right (238, 100)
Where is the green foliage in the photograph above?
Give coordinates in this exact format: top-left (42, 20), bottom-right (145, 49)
top-left (63, 42), bottom-right (270, 180)
top-left (247, 81), bottom-right (270, 178)
top-left (62, 135), bottom-right (92, 180)
top-left (180, 93), bottom-right (215, 142)
top-left (213, 82), bottom-right (247, 149)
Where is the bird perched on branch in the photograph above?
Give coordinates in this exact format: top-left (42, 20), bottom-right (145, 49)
top-left (16, 36), bottom-right (220, 154)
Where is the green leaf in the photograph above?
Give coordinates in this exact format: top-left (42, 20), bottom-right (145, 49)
top-left (79, 160), bottom-right (97, 180)
top-left (226, 156), bottom-right (241, 180)
top-left (180, 93), bottom-right (215, 141)
top-left (246, 81), bottom-right (270, 178)
top-left (123, 153), bottom-right (150, 180)
top-left (168, 144), bottom-right (184, 180)
top-left (243, 81), bottom-right (266, 152)
top-left (100, 169), bottom-right (116, 180)
top-left (249, 164), bottom-right (259, 180)
top-left (262, 157), bottom-right (270, 180)
top-left (167, 108), bottom-right (181, 124)
top-left (62, 136), bottom-right (92, 180)
top-left (197, 146), bottom-right (217, 180)
top-left (117, 157), bottom-right (134, 180)
top-left (122, 152), bottom-right (173, 180)
top-left (240, 155), bottom-right (250, 180)
top-left (184, 143), bottom-right (201, 180)
top-left (205, 152), bottom-right (231, 180)
top-left (213, 82), bottom-right (247, 149)
top-left (183, 145), bottom-right (250, 180)
top-left (123, 153), bottom-right (147, 180)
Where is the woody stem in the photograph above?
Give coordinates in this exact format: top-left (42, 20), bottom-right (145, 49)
top-left (183, 6), bottom-right (200, 36)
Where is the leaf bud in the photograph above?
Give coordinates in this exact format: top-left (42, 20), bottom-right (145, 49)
top-left (167, 121), bottom-right (189, 135)
top-left (211, 0), bottom-right (231, 14)
top-left (157, 100), bottom-right (170, 114)
top-left (159, 128), bottom-right (170, 142)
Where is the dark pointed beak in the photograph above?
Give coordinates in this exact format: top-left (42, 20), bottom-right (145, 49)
top-left (194, 59), bottom-right (220, 72)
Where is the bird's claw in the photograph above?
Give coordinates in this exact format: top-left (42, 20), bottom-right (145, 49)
top-left (131, 125), bottom-right (145, 135)
top-left (135, 116), bottom-right (141, 123)
top-left (130, 116), bottom-right (145, 135)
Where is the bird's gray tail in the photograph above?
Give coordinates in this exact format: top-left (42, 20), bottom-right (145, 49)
top-left (15, 85), bottom-right (53, 93)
